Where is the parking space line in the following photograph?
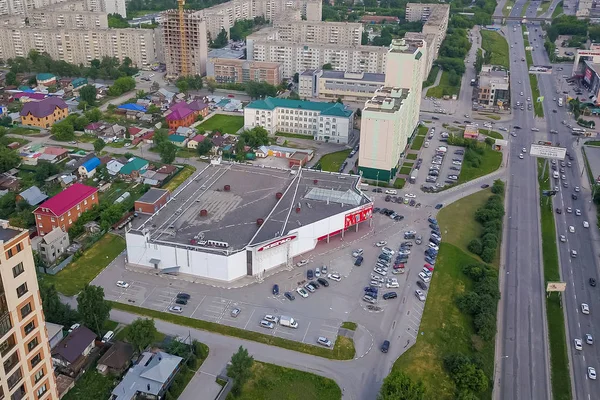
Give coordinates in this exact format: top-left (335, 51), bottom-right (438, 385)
top-left (244, 309), bottom-right (255, 330)
top-left (139, 286), bottom-right (157, 307)
top-left (301, 322), bottom-right (312, 343)
top-left (190, 295), bottom-right (205, 318)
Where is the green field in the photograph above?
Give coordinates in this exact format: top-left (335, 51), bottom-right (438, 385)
top-left (538, 160), bottom-right (571, 400)
top-left (276, 132), bottom-right (314, 140)
top-left (197, 114), bottom-right (244, 134)
top-left (537, 0), bottom-right (551, 16)
top-left (62, 370), bottom-right (114, 400)
top-left (480, 129), bottom-right (503, 139)
top-left (42, 234), bottom-right (126, 296)
top-left (481, 30), bottom-right (510, 68)
top-left (458, 146), bottom-right (503, 184)
top-left (526, 50), bottom-right (534, 69)
top-left (406, 153), bottom-right (418, 160)
top-left (522, 0), bottom-right (530, 16)
top-left (163, 165), bottom-right (196, 192)
top-left (232, 361), bottom-right (341, 400)
top-left (399, 166), bottom-right (412, 175)
top-left (426, 70), bottom-right (461, 98)
top-left (552, 1), bottom-right (564, 17)
top-left (394, 178), bottom-right (406, 189)
top-left (411, 135), bottom-right (426, 151)
top-left (503, 0), bottom-right (515, 16)
top-left (316, 149), bottom-right (351, 172)
top-left (529, 75), bottom-right (544, 117)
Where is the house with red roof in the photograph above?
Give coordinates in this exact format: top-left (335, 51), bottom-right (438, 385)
top-left (20, 97), bottom-right (68, 128)
top-left (165, 100), bottom-right (209, 130)
top-left (33, 183), bottom-right (99, 236)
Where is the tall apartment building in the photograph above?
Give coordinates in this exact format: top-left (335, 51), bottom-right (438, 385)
top-left (162, 10), bottom-right (208, 77)
top-left (207, 58), bottom-right (281, 85)
top-left (84, 0), bottom-right (126, 17)
top-left (246, 23), bottom-right (388, 78)
top-left (404, 3), bottom-right (449, 76)
top-left (0, 2), bottom-right (156, 67)
top-left (0, 0), bottom-right (64, 16)
top-left (0, 221), bottom-right (59, 400)
top-left (358, 39), bottom-right (426, 181)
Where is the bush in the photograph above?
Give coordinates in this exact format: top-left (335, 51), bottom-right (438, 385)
top-left (480, 247), bottom-right (495, 262)
top-left (491, 179), bottom-right (505, 195)
top-left (467, 238), bottom-right (483, 255)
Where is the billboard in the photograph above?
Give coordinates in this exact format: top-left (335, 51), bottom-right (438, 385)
top-left (546, 282), bottom-right (566, 292)
top-left (257, 235), bottom-right (297, 251)
top-left (585, 66), bottom-right (594, 85)
top-left (344, 205), bottom-right (373, 228)
top-left (529, 144), bottom-right (567, 160)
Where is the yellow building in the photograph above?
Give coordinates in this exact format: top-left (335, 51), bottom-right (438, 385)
top-left (0, 220), bottom-right (59, 399)
top-left (20, 98), bottom-right (69, 128)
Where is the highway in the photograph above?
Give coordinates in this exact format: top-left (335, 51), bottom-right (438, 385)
top-left (523, 2), bottom-right (600, 399)
top-left (496, 2), bottom-right (552, 399)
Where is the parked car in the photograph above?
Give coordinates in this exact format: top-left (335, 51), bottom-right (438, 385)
top-left (383, 292), bottom-right (398, 300)
top-left (169, 306), bottom-right (183, 314)
top-left (284, 292), bottom-right (295, 301)
top-left (272, 284), bottom-right (279, 295)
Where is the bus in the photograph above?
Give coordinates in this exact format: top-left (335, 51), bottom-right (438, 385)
top-left (572, 127), bottom-right (586, 135)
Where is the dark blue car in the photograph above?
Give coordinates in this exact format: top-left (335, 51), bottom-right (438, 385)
top-left (307, 269), bottom-right (314, 279)
top-left (272, 284), bottom-right (279, 295)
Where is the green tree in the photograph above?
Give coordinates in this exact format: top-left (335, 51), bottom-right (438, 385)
top-left (51, 121), bottom-right (75, 141)
top-left (77, 100), bottom-right (88, 111)
top-left (40, 283), bottom-right (78, 327)
top-left (108, 76), bottom-right (136, 96)
top-left (77, 285), bottom-right (112, 336)
top-left (5, 71), bottom-right (17, 86)
top-left (322, 63), bottom-right (333, 70)
top-left (293, 72), bottom-right (299, 83)
top-left (176, 78), bottom-right (189, 93)
top-left (159, 142), bottom-right (178, 163)
top-left (34, 162), bottom-right (60, 184)
top-left (210, 28), bottom-right (228, 48)
top-left (361, 31), bottom-right (369, 45)
top-left (196, 138), bottom-right (213, 155)
top-left (85, 107), bottom-right (103, 122)
top-left (378, 371), bottom-right (425, 400)
top-left (151, 81), bottom-right (160, 92)
top-left (467, 238), bottom-right (483, 255)
top-left (227, 346), bottom-right (254, 396)
top-left (206, 78), bottom-right (217, 93)
top-left (79, 85), bottom-right (97, 106)
top-left (93, 138), bottom-right (106, 152)
top-left (147, 104), bottom-right (160, 114)
top-left (0, 147), bottom-right (20, 173)
top-left (126, 318), bottom-right (158, 352)
top-left (240, 126), bottom-right (269, 147)
top-left (73, 115), bottom-right (90, 131)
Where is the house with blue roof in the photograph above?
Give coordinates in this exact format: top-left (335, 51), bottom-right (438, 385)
top-left (36, 73), bottom-right (56, 86)
top-left (243, 97), bottom-right (354, 144)
top-left (78, 156), bottom-right (101, 178)
top-left (118, 103), bottom-right (147, 113)
top-left (168, 134), bottom-right (188, 148)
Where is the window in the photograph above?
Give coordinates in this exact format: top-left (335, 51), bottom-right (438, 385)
top-left (27, 337), bottom-right (38, 352)
top-left (16, 283), bottom-right (27, 298)
top-left (12, 263), bottom-right (24, 278)
top-left (20, 303), bottom-right (31, 319)
top-left (23, 320), bottom-right (34, 335)
top-left (16, 244), bottom-right (21, 253)
top-left (34, 368), bottom-right (44, 383)
top-left (3, 351), bottom-right (19, 374)
top-left (0, 335), bottom-right (16, 356)
top-left (6, 249), bottom-right (12, 258)
top-left (30, 353), bottom-right (41, 368)
top-left (36, 383), bottom-right (46, 397)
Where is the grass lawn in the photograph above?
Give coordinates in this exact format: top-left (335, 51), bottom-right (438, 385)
top-left (341, 321), bottom-right (357, 331)
top-left (529, 75), bottom-right (544, 117)
top-left (232, 361), bottom-right (341, 400)
top-left (411, 135), bottom-right (426, 151)
top-left (585, 140), bottom-right (600, 147)
top-left (480, 129), bottom-right (503, 139)
top-left (485, 114), bottom-right (501, 121)
top-left (537, 0), bottom-right (551, 15)
top-left (457, 146), bottom-right (502, 184)
top-left (399, 166), bottom-right (412, 175)
top-left (394, 178), bottom-right (406, 189)
top-left (423, 65), bottom-right (440, 88)
top-left (481, 30), bottom-right (510, 68)
top-left (436, 189), bottom-right (491, 253)
top-left (538, 160), bottom-right (571, 400)
top-left (552, 1), bottom-right (564, 17)
top-left (521, 0), bottom-right (530, 16)
top-left (111, 301), bottom-right (355, 360)
top-left (176, 149), bottom-right (198, 158)
top-left (62, 370), bottom-right (115, 400)
top-left (392, 244), bottom-right (495, 399)
top-left (163, 165), bottom-right (197, 192)
top-left (9, 127), bottom-right (41, 135)
top-left (503, 0), bottom-right (515, 16)
top-left (316, 149), bottom-right (351, 172)
top-left (418, 125), bottom-right (429, 136)
top-left (426, 70), bottom-right (461, 98)
top-left (42, 234), bottom-right (126, 296)
top-left (103, 320), bottom-right (119, 334)
top-left (526, 50), bottom-right (534, 69)
top-left (406, 153), bottom-right (418, 160)
top-left (197, 114), bottom-right (244, 134)
top-left (276, 132), bottom-right (314, 140)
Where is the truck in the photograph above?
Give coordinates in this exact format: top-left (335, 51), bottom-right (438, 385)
top-left (558, 98), bottom-right (563, 107)
top-left (279, 316), bottom-right (298, 329)
top-left (409, 168), bottom-right (419, 184)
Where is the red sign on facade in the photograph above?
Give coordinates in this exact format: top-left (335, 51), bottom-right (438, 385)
top-left (257, 235), bottom-right (297, 251)
top-left (344, 205), bottom-right (373, 229)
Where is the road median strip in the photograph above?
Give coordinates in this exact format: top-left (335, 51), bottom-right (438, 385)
top-left (110, 301), bottom-right (356, 360)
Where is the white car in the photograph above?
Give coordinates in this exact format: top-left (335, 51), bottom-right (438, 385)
top-left (264, 315), bottom-right (279, 323)
top-left (415, 290), bottom-right (426, 301)
top-left (386, 281), bottom-right (399, 288)
top-left (169, 306), bottom-right (183, 314)
top-left (315, 267), bottom-right (321, 277)
top-left (405, 193), bottom-right (417, 198)
top-left (373, 267), bottom-right (387, 276)
top-left (369, 281), bottom-right (382, 288)
top-left (382, 246), bottom-right (395, 255)
top-left (572, 250), bottom-right (578, 258)
top-left (385, 189), bottom-right (397, 195)
top-left (317, 336), bottom-right (332, 347)
top-left (296, 287), bottom-right (309, 298)
top-left (371, 274), bottom-right (385, 283)
top-left (576, 209), bottom-right (582, 216)
top-left (519, 153), bottom-right (524, 159)
top-left (418, 272), bottom-right (431, 283)
top-left (428, 243), bottom-right (439, 251)
top-left (575, 186), bottom-right (580, 192)
top-left (68, 323), bottom-right (80, 333)
top-left (567, 207), bottom-right (573, 213)
top-left (352, 249), bottom-right (364, 258)
top-left (296, 259), bottom-right (309, 267)
top-left (376, 241), bottom-right (388, 247)
top-left (327, 273), bottom-right (342, 282)
top-left (589, 367), bottom-right (597, 380)
top-left (582, 303), bottom-right (590, 315)
top-left (260, 320), bottom-right (275, 329)
top-left (363, 294), bottom-right (377, 304)
top-left (587, 333), bottom-right (594, 345)
top-left (569, 226), bottom-right (575, 233)
top-left (584, 221), bottom-right (590, 228)
top-left (522, 147), bottom-right (527, 153)
top-left (575, 338), bottom-right (583, 350)
top-left (559, 235), bottom-right (566, 242)
top-left (116, 281), bottom-right (130, 288)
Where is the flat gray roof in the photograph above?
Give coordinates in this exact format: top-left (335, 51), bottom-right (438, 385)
top-left (136, 188), bottom-right (169, 204)
top-left (130, 163), bottom-right (370, 252)
top-left (207, 48), bottom-right (245, 60)
top-left (321, 70), bottom-right (386, 83)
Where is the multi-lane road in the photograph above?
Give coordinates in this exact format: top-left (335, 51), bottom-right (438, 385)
top-left (497, 2), bottom-right (600, 399)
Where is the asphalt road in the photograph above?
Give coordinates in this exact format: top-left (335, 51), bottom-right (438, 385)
top-left (525, 7), bottom-right (600, 400)
top-left (495, 3), bottom-right (552, 399)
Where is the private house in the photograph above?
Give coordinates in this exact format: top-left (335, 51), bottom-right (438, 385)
top-left (134, 188), bottom-right (170, 214)
top-left (156, 165), bottom-right (177, 176)
top-left (78, 157), bottom-right (101, 178)
top-left (37, 226), bottom-right (70, 264)
top-left (20, 97), bottom-right (69, 128)
top-left (168, 134), bottom-right (187, 147)
top-left (71, 78), bottom-right (88, 91)
top-left (120, 158), bottom-right (149, 179)
top-left (0, 173), bottom-right (19, 191)
top-left (187, 134), bottom-right (206, 149)
top-left (84, 122), bottom-right (106, 135)
top-left (175, 126), bottom-right (194, 137)
top-left (34, 183), bottom-right (99, 235)
top-left (36, 73), bottom-right (57, 86)
top-left (102, 124), bottom-right (126, 138)
top-left (140, 170), bottom-right (169, 186)
top-left (46, 322), bottom-right (65, 350)
top-left (107, 159), bottom-right (125, 176)
top-left (97, 341), bottom-right (135, 376)
top-left (16, 185), bottom-right (48, 205)
top-left (111, 351), bottom-right (183, 400)
top-left (42, 147), bottom-right (69, 163)
top-left (52, 325), bottom-right (96, 374)
top-left (165, 100), bottom-right (209, 129)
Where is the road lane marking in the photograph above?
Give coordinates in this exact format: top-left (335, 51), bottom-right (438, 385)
top-left (301, 321), bottom-right (312, 343)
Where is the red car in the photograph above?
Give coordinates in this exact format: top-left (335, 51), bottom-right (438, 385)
top-left (393, 263), bottom-right (405, 270)
top-left (228, 94), bottom-right (235, 98)
top-left (424, 264), bottom-right (434, 271)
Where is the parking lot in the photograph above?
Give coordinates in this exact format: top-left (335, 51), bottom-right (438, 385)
top-left (93, 190), bottom-right (441, 355)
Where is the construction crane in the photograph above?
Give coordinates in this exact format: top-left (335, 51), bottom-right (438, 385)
top-left (178, 0), bottom-right (188, 77)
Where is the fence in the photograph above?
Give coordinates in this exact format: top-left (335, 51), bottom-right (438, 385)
top-left (40, 255), bottom-right (74, 275)
top-left (215, 374), bottom-right (233, 400)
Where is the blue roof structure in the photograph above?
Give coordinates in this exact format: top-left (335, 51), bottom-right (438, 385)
top-left (245, 97), bottom-right (353, 117)
top-left (118, 103), bottom-right (147, 112)
top-left (81, 157), bottom-right (101, 172)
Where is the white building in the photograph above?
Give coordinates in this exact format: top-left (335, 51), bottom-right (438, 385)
top-left (358, 39), bottom-right (426, 181)
top-left (125, 163), bottom-right (373, 282)
top-left (298, 69), bottom-right (385, 102)
top-left (243, 97), bottom-right (354, 143)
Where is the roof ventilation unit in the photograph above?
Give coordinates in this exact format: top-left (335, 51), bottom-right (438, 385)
top-left (257, 218), bottom-right (264, 226)
top-left (314, 179), bottom-right (318, 184)
top-left (224, 185), bottom-right (231, 191)
top-left (200, 209), bottom-right (208, 217)
top-left (276, 192), bottom-right (283, 199)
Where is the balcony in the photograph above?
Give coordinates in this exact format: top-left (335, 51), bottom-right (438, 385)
top-left (7, 368), bottom-right (22, 390)
top-left (3, 351), bottom-right (19, 374)
top-left (9, 384), bottom-right (24, 400)
top-left (0, 335), bottom-right (16, 357)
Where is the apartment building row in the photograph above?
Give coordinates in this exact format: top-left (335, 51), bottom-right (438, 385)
top-left (0, 0), bottom-right (124, 17)
top-left (0, 0), bottom-right (154, 67)
top-left (206, 58), bottom-right (281, 86)
top-left (358, 39), bottom-right (427, 181)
